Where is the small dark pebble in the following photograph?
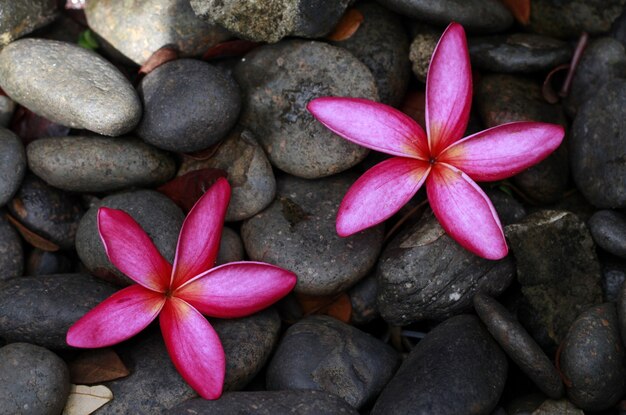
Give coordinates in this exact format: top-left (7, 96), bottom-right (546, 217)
top-left (0, 215), bottom-right (23, 281)
top-left (588, 210), bottom-right (626, 258)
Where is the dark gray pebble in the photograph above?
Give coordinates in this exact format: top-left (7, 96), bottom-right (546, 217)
top-left (603, 259), bottom-right (626, 302)
top-left (26, 248), bottom-right (73, 276)
top-left (484, 188), bottom-right (526, 225)
top-left (589, 210), bottom-right (626, 258)
top-left (216, 227), bottom-right (244, 266)
top-left (0, 215), bottom-right (23, 281)
top-left (0, 128), bottom-right (26, 207)
top-left (0, 0), bottom-right (57, 46)
top-left (0, 96), bottom-right (15, 127)
top-left (348, 274), bottom-right (379, 325)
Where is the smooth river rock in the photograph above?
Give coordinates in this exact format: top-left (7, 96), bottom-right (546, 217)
top-left (0, 0), bottom-right (57, 46)
top-left (0, 39), bottom-right (141, 136)
top-left (588, 210), bottom-right (626, 258)
top-left (0, 127), bottom-right (26, 207)
top-left (27, 136), bottom-right (176, 192)
top-left (0, 215), bottom-right (23, 281)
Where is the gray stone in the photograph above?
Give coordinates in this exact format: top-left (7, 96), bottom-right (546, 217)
top-left (0, 343), bottom-right (69, 415)
top-left (331, 1), bottom-right (410, 106)
top-left (0, 96), bottom-right (15, 127)
top-left (560, 303), bottom-right (625, 411)
top-left (377, 0), bottom-right (513, 33)
top-left (377, 213), bottom-right (514, 325)
top-left (474, 293), bottom-right (563, 399)
top-left (0, 0), bottom-right (57, 46)
top-left (234, 40), bottom-right (378, 179)
top-left (571, 79), bottom-right (626, 208)
top-left (7, 173), bottom-right (83, 250)
top-left (267, 315), bottom-right (399, 409)
top-left (0, 215), bottom-right (23, 281)
top-left (603, 259), bottom-right (626, 302)
top-left (216, 227), bottom-right (244, 266)
top-left (565, 38), bottom-right (626, 116)
top-left (0, 39), bottom-right (141, 136)
top-left (0, 274), bottom-right (117, 348)
top-left (76, 190), bottom-right (184, 286)
top-left (178, 128), bottom-right (275, 221)
top-left (529, 0), bottom-right (626, 38)
top-left (408, 25), bottom-right (440, 83)
top-left (506, 210), bottom-right (603, 351)
top-left (484, 188), bottom-right (527, 226)
top-left (348, 274), bottom-right (379, 325)
top-left (190, 0), bottom-right (350, 43)
top-left (26, 248), bottom-right (73, 276)
top-left (170, 390), bottom-right (359, 415)
top-left (85, 0), bottom-right (230, 65)
top-left (27, 136), bottom-right (176, 192)
top-left (531, 399), bottom-right (584, 415)
top-left (242, 174), bottom-right (384, 296)
top-left (588, 210), bottom-right (626, 258)
top-left (137, 59), bottom-right (241, 153)
top-left (371, 315), bottom-right (507, 415)
top-left (469, 33), bottom-right (572, 73)
top-left (0, 127), bottom-right (25, 207)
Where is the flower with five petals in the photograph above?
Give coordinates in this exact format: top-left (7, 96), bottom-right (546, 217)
top-left (66, 178), bottom-right (297, 399)
top-left (307, 22), bottom-right (564, 259)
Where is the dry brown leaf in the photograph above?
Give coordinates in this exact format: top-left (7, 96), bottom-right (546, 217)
top-left (5, 214), bottom-right (60, 251)
top-left (69, 348), bottom-right (130, 385)
top-left (297, 292), bottom-right (352, 323)
top-left (499, 0), bottom-right (531, 25)
top-left (202, 40), bottom-right (261, 60)
top-left (327, 9), bottom-right (364, 41)
top-left (139, 46), bottom-right (179, 75)
top-left (63, 385), bottom-right (113, 415)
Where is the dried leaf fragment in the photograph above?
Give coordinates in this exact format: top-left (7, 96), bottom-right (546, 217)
top-left (157, 168), bottom-right (228, 212)
top-left (202, 40), bottom-right (261, 60)
top-left (297, 293), bottom-right (352, 323)
top-left (139, 46), bottom-right (179, 75)
top-left (499, 0), bottom-right (531, 25)
top-left (69, 348), bottom-right (130, 384)
top-left (327, 9), bottom-right (364, 41)
top-left (62, 384), bottom-right (113, 415)
top-left (5, 213), bottom-right (60, 251)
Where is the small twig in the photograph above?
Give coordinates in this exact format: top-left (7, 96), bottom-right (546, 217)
top-left (559, 32), bottom-right (589, 98)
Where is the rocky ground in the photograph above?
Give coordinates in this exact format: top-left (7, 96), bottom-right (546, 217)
top-left (0, 0), bottom-right (626, 414)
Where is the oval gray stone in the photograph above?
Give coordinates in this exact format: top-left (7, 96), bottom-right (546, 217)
top-left (27, 136), bottom-right (176, 192)
top-left (242, 174), bottom-right (384, 296)
top-left (234, 40), bottom-right (378, 179)
top-left (0, 274), bottom-right (117, 348)
top-left (0, 343), bottom-right (70, 415)
top-left (371, 315), bottom-right (508, 415)
top-left (75, 190), bottom-right (184, 286)
top-left (0, 127), bottom-right (25, 207)
top-left (0, 215), bottom-right (23, 281)
top-left (588, 210), bottom-right (626, 258)
top-left (216, 227), bottom-right (244, 266)
top-left (85, 0), bottom-right (230, 65)
top-left (178, 129), bottom-right (276, 221)
top-left (377, 213), bottom-right (514, 325)
top-left (267, 315), bottom-right (399, 409)
top-left (0, 39), bottom-right (141, 136)
top-left (0, 0), bottom-right (57, 46)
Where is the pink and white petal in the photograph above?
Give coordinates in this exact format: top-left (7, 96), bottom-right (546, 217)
top-left (98, 208), bottom-right (171, 292)
top-left (175, 262), bottom-right (297, 318)
top-left (337, 157), bottom-right (431, 237)
top-left (160, 297), bottom-right (225, 400)
top-left (307, 97), bottom-right (429, 159)
top-left (171, 178), bottom-right (230, 289)
top-left (439, 122), bottom-right (565, 182)
top-left (426, 22), bottom-right (472, 156)
top-left (426, 163), bottom-right (507, 260)
top-left (67, 285), bottom-right (165, 348)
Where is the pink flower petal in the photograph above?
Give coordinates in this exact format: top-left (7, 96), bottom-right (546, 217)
top-left (426, 23), bottom-right (472, 156)
top-left (66, 285), bottom-right (165, 348)
top-left (426, 163), bottom-right (507, 260)
top-left (98, 208), bottom-right (172, 292)
top-left (337, 157), bottom-right (431, 237)
top-left (438, 122), bottom-right (565, 182)
top-left (307, 97), bottom-right (429, 159)
top-left (171, 178), bottom-right (230, 289)
top-left (160, 297), bottom-right (225, 400)
top-left (175, 262), bottom-right (297, 318)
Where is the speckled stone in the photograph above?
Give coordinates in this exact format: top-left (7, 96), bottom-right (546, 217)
top-left (0, 215), bottom-right (23, 281)
top-left (241, 173), bottom-right (384, 296)
top-left (170, 390), bottom-right (359, 415)
top-left (7, 173), bottom-right (83, 250)
top-left (0, 39), bottom-right (141, 136)
top-left (75, 190), bottom-right (184, 286)
top-left (85, 0), bottom-right (230, 65)
top-left (0, 96), bottom-right (15, 127)
top-left (560, 303), bottom-right (625, 411)
top-left (571, 79), bottom-right (626, 208)
top-left (377, 213), bottom-right (514, 325)
top-left (371, 315), bottom-right (508, 415)
top-left (532, 399), bottom-right (584, 415)
top-left (408, 25), bottom-right (441, 82)
top-left (27, 136), bottom-right (176, 192)
top-left (0, 127), bottom-right (26, 207)
top-left (178, 128), bottom-right (275, 221)
top-left (0, 343), bottom-right (70, 415)
top-left (0, 0), bottom-right (57, 46)
top-left (0, 274), bottom-right (117, 348)
top-left (469, 33), bottom-right (572, 73)
top-left (505, 210), bottom-right (603, 351)
top-left (216, 227), bottom-right (245, 266)
top-left (588, 210), bottom-right (626, 258)
top-left (267, 315), bottom-right (399, 409)
top-left (190, 0), bottom-right (350, 43)
top-left (137, 59), bottom-right (241, 153)
top-left (234, 40), bottom-right (378, 179)
top-left (330, 1), bottom-right (410, 106)
top-left (474, 293), bottom-right (563, 398)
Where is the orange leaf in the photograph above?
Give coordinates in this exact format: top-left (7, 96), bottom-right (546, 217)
top-left (327, 8), bottom-right (364, 41)
top-left (5, 214), bottom-right (60, 252)
top-left (139, 46), bottom-right (179, 75)
top-left (499, 0), bottom-right (531, 25)
top-left (69, 348), bottom-right (130, 385)
top-left (297, 293), bottom-right (352, 323)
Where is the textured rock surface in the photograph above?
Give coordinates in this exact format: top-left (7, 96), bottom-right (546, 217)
top-left (0, 215), bottom-right (23, 281)
top-left (0, 128), bottom-right (26, 207)
top-left (0, 0), bottom-right (57, 46)
top-left (588, 210), bottom-right (626, 258)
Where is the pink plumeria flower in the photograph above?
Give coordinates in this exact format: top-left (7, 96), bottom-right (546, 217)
top-left (66, 178), bottom-right (297, 399)
top-left (307, 22), bottom-right (564, 260)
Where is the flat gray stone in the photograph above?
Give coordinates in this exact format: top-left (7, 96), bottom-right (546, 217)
top-left (0, 0), bottom-right (57, 46)
top-left (0, 39), bottom-right (141, 136)
top-left (0, 127), bottom-right (25, 207)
